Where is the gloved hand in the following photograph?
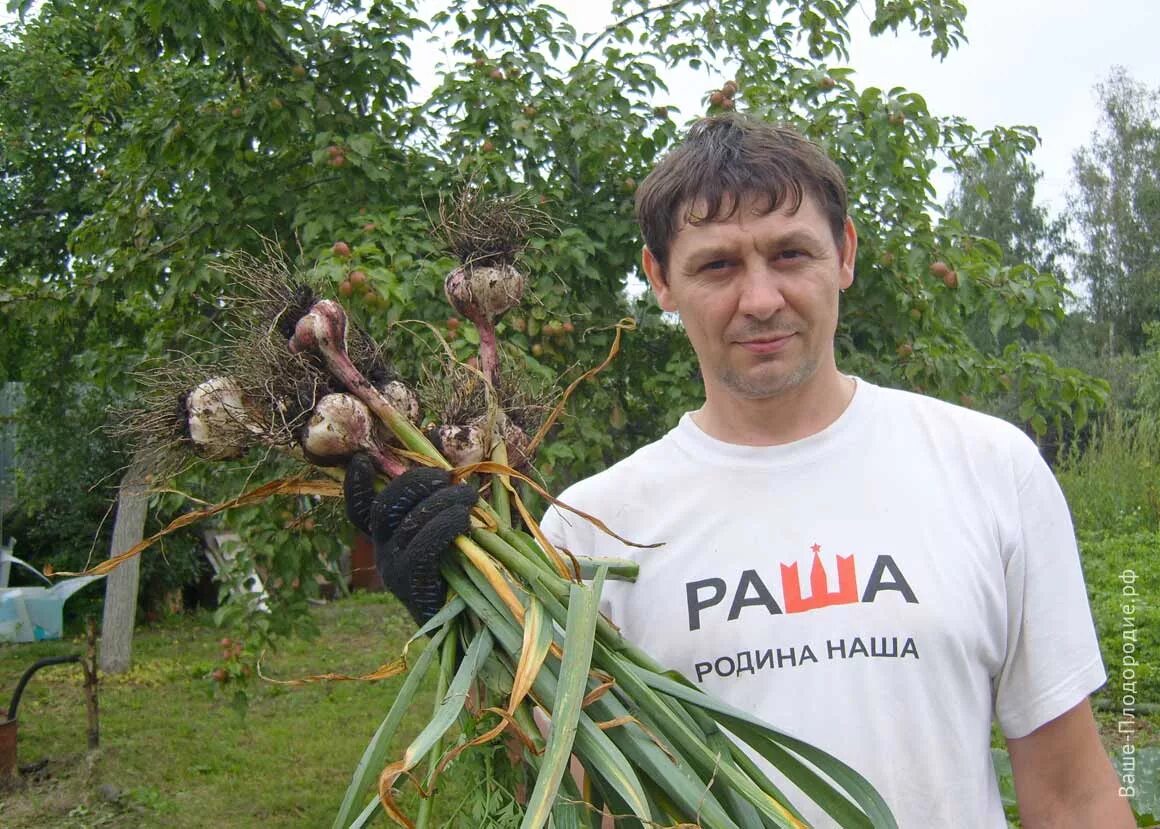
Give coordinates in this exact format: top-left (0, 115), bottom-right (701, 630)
top-left (344, 453), bottom-right (477, 625)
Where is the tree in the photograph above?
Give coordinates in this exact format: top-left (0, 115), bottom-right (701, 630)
top-left (943, 154), bottom-right (1072, 373)
top-left (1, 0), bottom-right (1108, 642)
top-left (1070, 67), bottom-right (1160, 354)
top-left (946, 156), bottom-right (1068, 279)
top-left (99, 453), bottom-right (148, 673)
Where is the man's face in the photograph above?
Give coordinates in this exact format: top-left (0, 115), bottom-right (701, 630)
top-left (643, 193), bottom-right (857, 404)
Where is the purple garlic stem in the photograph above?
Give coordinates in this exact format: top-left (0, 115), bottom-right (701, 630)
top-left (288, 300), bottom-right (449, 470)
top-left (476, 319), bottom-right (500, 387)
top-left (369, 447), bottom-right (408, 478)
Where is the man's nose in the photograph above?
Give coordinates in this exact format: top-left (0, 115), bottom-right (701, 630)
top-left (737, 264), bottom-right (787, 318)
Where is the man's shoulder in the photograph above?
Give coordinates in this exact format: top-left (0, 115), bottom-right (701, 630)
top-left (868, 381), bottom-right (1046, 472)
top-left (540, 422), bottom-right (688, 545)
top-left (873, 382), bottom-right (1032, 440)
top-left (555, 425), bottom-right (681, 506)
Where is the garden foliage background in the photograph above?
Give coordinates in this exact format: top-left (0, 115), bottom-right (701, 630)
top-left (0, 0), bottom-right (1157, 823)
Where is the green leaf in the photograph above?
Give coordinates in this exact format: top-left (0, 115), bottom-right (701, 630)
top-left (637, 670), bottom-right (897, 828)
top-left (520, 570), bottom-right (604, 829)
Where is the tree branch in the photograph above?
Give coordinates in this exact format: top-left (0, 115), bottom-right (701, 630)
top-left (577, 0), bottom-right (691, 65)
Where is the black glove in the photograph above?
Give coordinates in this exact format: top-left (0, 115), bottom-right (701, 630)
top-left (344, 453), bottom-right (477, 625)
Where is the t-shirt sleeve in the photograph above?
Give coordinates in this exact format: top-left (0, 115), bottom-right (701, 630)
top-left (992, 437), bottom-right (1107, 739)
top-left (539, 488), bottom-right (617, 619)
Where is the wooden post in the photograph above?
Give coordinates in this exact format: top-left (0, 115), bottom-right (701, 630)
top-left (99, 453), bottom-right (150, 674)
top-left (84, 618), bottom-right (100, 751)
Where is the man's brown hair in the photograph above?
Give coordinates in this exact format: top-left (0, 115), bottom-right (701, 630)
top-left (635, 115), bottom-right (848, 274)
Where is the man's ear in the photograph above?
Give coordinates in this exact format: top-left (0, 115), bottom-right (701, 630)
top-left (839, 216), bottom-right (857, 291)
top-left (642, 246), bottom-right (677, 312)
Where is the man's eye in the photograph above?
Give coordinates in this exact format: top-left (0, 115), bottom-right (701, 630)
top-left (779, 249), bottom-right (805, 260)
top-left (703, 259), bottom-right (732, 271)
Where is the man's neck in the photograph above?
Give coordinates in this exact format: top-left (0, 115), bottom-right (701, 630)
top-left (691, 371), bottom-right (857, 446)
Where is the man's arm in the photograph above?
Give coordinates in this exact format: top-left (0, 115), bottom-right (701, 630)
top-left (1006, 698), bottom-right (1134, 828)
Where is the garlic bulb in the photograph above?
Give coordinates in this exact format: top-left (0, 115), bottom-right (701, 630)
top-left (428, 422), bottom-right (487, 467)
top-left (300, 393), bottom-right (374, 466)
top-left (184, 377), bottom-right (257, 460)
top-left (377, 380), bottom-right (420, 425)
top-left (444, 263), bottom-right (526, 324)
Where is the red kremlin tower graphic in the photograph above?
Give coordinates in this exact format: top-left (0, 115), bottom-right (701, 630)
top-left (780, 544), bottom-right (858, 613)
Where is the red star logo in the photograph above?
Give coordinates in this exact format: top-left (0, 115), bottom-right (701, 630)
top-left (811, 543), bottom-right (821, 554)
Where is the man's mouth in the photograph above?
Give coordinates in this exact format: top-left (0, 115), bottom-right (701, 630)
top-left (736, 332), bottom-right (795, 354)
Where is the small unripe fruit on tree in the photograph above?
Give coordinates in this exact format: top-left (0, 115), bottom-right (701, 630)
top-left (291, 64), bottom-right (307, 79)
top-left (819, 75), bottom-right (836, 90)
top-left (722, 80), bottom-right (739, 96)
top-left (889, 112), bottom-right (906, 126)
top-left (562, 321), bottom-right (575, 334)
top-left (327, 144), bottom-right (343, 158)
top-left (531, 343), bottom-right (544, 357)
top-left (361, 222), bottom-right (376, 232)
top-left (709, 90), bottom-right (726, 108)
top-left (447, 316), bottom-right (461, 331)
top-left (489, 68), bottom-right (505, 81)
top-left (720, 97), bottom-right (735, 110)
top-left (328, 154), bottom-right (346, 167)
top-left (348, 270), bottom-right (367, 288)
top-left (338, 280), bottom-right (353, 297)
top-left (896, 342), bottom-right (913, 358)
top-left (909, 307), bottom-right (923, 321)
top-left (481, 139), bottom-right (496, 153)
top-left (212, 668), bottom-right (228, 683)
top-left (879, 251), bottom-right (895, 266)
top-left (653, 105), bottom-right (669, 118)
top-left (522, 105), bottom-right (537, 117)
top-left (623, 177), bottom-right (636, 193)
top-left (231, 107), bottom-right (243, 118)
top-left (943, 270), bottom-right (959, 289)
top-left (332, 240), bottom-right (351, 257)
top-left (929, 261), bottom-right (951, 279)
top-left (255, 0), bottom-right (267, 13)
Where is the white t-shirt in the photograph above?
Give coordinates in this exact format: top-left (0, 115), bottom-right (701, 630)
top-left (540, 379), bottom-right (1106, 828)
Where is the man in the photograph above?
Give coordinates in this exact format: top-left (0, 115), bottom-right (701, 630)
top-left (345, 115), bottom-right (1132, 826)
top-left (536, 116), bottom-right (1132, 828)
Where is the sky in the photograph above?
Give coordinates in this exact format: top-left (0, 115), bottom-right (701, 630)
top-left (5, 0), bottom-right (1157, 213)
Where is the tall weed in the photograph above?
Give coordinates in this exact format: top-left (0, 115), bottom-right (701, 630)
top-left (1057, 413), bottom-right (1160, 534)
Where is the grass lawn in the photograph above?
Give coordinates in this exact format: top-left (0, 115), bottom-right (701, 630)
top-left (0, 593), bottom-right (462, 828)
top-left (2, 591), bottom-right (1155, 828)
